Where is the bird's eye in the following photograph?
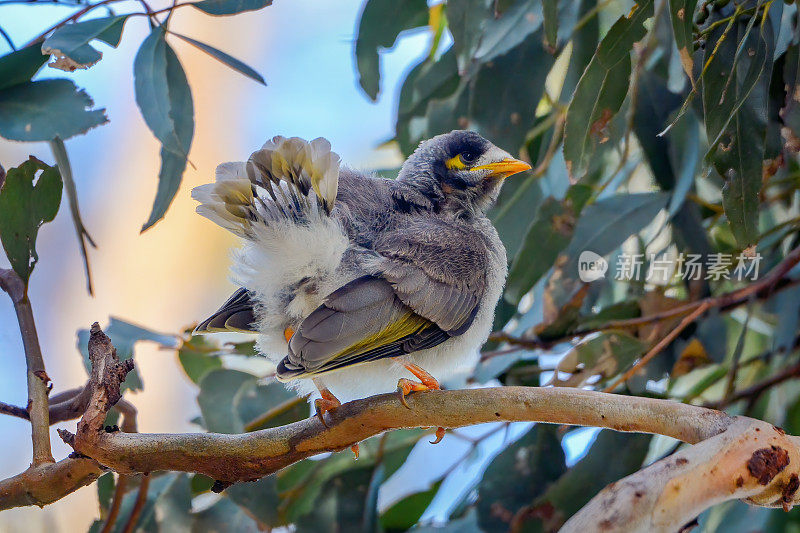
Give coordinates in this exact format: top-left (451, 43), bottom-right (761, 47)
top-left (459, 151), bottom-right (477, 164)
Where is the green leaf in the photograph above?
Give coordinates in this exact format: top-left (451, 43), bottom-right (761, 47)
top-left (473, 0), bottom-right (543, 65)
top-left (563, 191), bottom-right (670, 275)
top-left (170, 31), bottom-right (265, 85)
top-left (563, 0), bottom-right (654, 180)
top-left (96, 472), bottom-right (115, 516)
top-left (152, 474), bottom-right (193, 532)
top-left (469, 27), bottom-right (555, 153)
top-left (197, 369), bottom-right (255, 433)
top-left (192, 498), bottom-right (260, 531)
top-left (703, 8), bottom-right (775, 247)
top-left (106, 474), bottom-right (185, 533)
top-left (531, 431), bottom-right (651, 526)
top-left (782, 44), bottom-right (800, 138)
top-left (667, 0), bottom-right (697, 81)
top-left (177, 336), bottom-right (223, 384)
top-left (226, 477), bottom-right (281, 528)
top-left (191, 0), bottom-right (272, 15)
top-left (0, 79), bottom-right (108, 141)
top-left (380, 480), bottom-right (442, 532)
top-left (505, 197), bottom-right (574, 304)
top-left (42, 15), bottom-right (129, 71)
top-left (0, 43), bottom-right (48, 90)
top-left (447, 0), bottom-right (494, 72)
top-left (355, 0), bottom-right (428, 100)
top-left (77, 317), bottom-right (177, 392)
top-left (543, 0), bottom-right (558, 51)
top-left (0, 157), bottom-right (62, 285)
top-left (477, 424), bottom-right (567, 532)
top-left (553, 330), bottom-right (646, 387)
top-left (133, 27), bottom-right (194, 231)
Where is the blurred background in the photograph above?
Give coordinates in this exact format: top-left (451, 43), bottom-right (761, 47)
top-left (0, 1), bottom-right (433, 529)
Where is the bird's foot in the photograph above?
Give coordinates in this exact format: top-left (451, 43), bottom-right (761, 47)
top-left (314, 387), bottom-right (341, 427)
top-left (351, 444), bottom-right (360, 459)
top-left (431, 427), bottom-right (445, 445)
top-left (396, 363), bottom-right (441, 409)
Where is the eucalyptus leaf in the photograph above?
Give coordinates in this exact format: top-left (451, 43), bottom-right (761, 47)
top-left (170, 31), bottom-right (265, 85)
top-left (191, 0), bottom-right (272, 15)
top-left (42, 15), bottom-right (128, 71)
top-left (0, 79), bottom-right (108, 141)
top-left (0, 43), bottom-right (48, 90)
top-left (0, 157), bottom-right (62, 285)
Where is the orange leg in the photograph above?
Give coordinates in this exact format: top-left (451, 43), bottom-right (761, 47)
top-left (312, 380), bottom-right (359, 459)
top-left (396, 364), bottom-right (446, 444)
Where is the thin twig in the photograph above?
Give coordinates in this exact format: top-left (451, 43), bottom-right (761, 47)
top-left (121, 475), bottom-right (150, 533)
top-left (0, 402), bottom-right (29, 420)
top-left (707, 361), bottom-right (800, 410)
top-left (603, 301), bottom-right (712, 393)
top-left (101, 476), bottom-right (129, 533)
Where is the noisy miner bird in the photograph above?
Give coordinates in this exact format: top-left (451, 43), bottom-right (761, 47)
top-left (193, 130), bottom-right (530, 452)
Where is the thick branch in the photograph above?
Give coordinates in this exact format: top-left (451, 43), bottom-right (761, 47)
top-left (61, 387), bottom-right (732, 482)
top-left (564, 418), bottom-right (800, 532)
top-left (0, 458), bottom-right (103, 510)
top-left (1, 268), bottom-right (53, 465)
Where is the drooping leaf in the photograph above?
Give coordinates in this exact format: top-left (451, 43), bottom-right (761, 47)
top-left (469, 27), bottom-right (555, 153)
top-left (105, 474), bottom-right (184, 533)
top-left (543, 0), bottom-right (558, 51)
top-left (505, 197), bottom-right (575, 303)
top-left (667, 0), bottom-right (698, 82)
top-left (197, 368), bottom-right (256, 433)
top-left (170, 31), bottom-right (265, 85)
top-left (553, 330), bottom-right (646, 387)
top-left (0, 157), bottom-right (62, 285)
top-left (563, 0), bottom-right (654, 180)
top-left (447, 0), bottom-right (494, 72)
top-left (96, 472), bottom-right (116, 516)
top-left (226, 476), bottom-right (281, 528)
top-left (477, 424), bottom-right (567, 532)
top-left (472, 0), bottom-right (543, 65)
top-left (562, 191), bottom-right (670, 275)
top-left (0, 43), bottom-right (48, 90)
top-left (152, 474), bottom-right (193, 533)
top-left (354, 0), bottom-right (428, 100)
top-left (0, 79), bottom-right (108, 141)
top-left (529, 431), bottom-right (651, 528)
top-left (177, 335), bottom-right (223, 384)
top-left (193, 498), bottom-right (260, 530)
top-left (191, 0), bottom-right (272, 15)
top-left (781, 44), bottom-right (800, 140)
top-left (704, 8), bottom-right (775, 247)
top-left (133, 27), bottom-right (194, 231)
top-left (77, 317), bottom-right (177, 392)
top-left (42, 15), bottom-right (129, 71)
top-left (380, 480), bottom-right (442, 532)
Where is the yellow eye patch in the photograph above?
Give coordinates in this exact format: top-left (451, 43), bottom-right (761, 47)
top-left (445, 154), bottom-right (467, 170)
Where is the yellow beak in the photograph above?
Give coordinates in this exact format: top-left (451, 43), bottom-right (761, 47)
top-left (475, 158), bottom-right (532, 179)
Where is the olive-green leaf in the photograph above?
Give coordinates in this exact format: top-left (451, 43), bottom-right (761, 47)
top-left (0, 157), bottom-right (62, 285)
top-left (355, 0), bottom-right (428, 100)
top-left (506, 197), bottom-right (574, 304)
top-left (477, 424), bottom-right (566, 532)
top-left (0, 79), bottom-right (108, 141)
top-left (0, 43), bottom-right (48, 90)
top-left (553, 330), bottom-right (645, 387)
top-left (543, 0), bottom-right (558, 50)
top-left (667, 0), bottom-right (697, 81)
top-left (170, 31), bottom-right (265, 85)
top-left (42, 15), bottom-right (129, 71)
top-left (134, 27), bottom-right (194, 231)
top-left (703, 9), bottom-right (774, 247)
top-left (191, 0), bottom-right (272, 15)
top-left (380, 480), bottom-right (442, 532)
top-left (563, 0), bottom-right (654, 180)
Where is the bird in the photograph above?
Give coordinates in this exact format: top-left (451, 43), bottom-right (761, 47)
top-left (192, 131), bottom-right (530, 451)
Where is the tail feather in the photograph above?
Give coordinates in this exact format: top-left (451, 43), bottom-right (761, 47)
top-left (192, 136), bottom-right (340, 238)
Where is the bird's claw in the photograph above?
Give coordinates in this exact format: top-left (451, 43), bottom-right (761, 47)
top-left (314, 389), bottom-right (342, 427)
top-left (430, 427), bottom-right (446, 444)
top-left (351, 444), bottom-right (360, 459)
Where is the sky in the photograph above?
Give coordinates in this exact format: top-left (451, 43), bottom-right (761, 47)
top-left (0, 2), bottom-right (599, 530)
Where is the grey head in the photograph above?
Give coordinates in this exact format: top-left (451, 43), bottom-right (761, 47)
top-left (396, 130), bottom-right (531, 216)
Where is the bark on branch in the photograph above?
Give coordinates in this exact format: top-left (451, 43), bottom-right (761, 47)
top-left (7, 322), bottom-right (800, 532)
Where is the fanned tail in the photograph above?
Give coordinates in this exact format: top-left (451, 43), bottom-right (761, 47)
top-left (191, 136), bottom-right (340, 238)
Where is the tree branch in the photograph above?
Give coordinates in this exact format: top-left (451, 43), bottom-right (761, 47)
top-left (1, 268), bottom-right (53, 465)
top-left (488, 245), bottom-right (800, 353)
top-left (0, 458), bottom-right (103, 510)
